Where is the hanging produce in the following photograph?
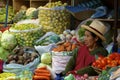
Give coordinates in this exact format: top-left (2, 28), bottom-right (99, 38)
top-left (38, 1), bottom-right (71, 34)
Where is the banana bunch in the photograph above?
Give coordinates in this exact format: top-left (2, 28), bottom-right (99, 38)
top-left (0, 72), bottom-right (16, 80)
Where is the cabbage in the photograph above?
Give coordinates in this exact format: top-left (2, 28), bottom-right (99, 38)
top-left (0, 31), bottom-right (2, 45)
top-left (41, 52), bottom-right (52, 65)
top-left (64, 74), bottom-right (75, 80)
top-left (0, 47), bottom-right (10, 60)
top-left (1, 30), bottom-right (17, 50)
top-left (37, 63), bottom-right (47, 68)
top-left (37, 63), bottom-right (51, 68)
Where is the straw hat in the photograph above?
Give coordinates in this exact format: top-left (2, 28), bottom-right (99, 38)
top-left (81, 20), bottom-right (106, 41)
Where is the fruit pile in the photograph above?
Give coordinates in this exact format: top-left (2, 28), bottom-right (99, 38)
top-left (0, 72), bottom-right (16, 80)
top-left (0, 6), bottom-right (14, 22)
top-left (59, 30), bottom-right (76, 41)
top-left (38, 1), bottom-right (71, 34)
top-left (9, 23), bottom-right (44, 47)
top-left (92, 52), bottom-right (120, 70)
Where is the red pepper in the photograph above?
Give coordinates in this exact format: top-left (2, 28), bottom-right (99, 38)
top-left (0, 59), bottom-right (4, 73)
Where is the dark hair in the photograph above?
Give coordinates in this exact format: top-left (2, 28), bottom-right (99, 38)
top-left (90, 31), bottom-right (103, 47)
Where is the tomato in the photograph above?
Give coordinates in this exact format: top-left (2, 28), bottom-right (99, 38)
top-left (102, 66), bottom-right (106, 70)
top-left (101, 59), bottom-right (107, 66)
top-left (97, 64), bottom-right (102, 69)
top-left (118, 60), bottom-right (120, 65)
top-left (109, 60), bottom-right (117, 67)
top-left (107, 58), bottom-right (112, 64)
top-left (98, 56), bottom-right (104, 60)
top-left (96, 60), bottom-right (101, 64)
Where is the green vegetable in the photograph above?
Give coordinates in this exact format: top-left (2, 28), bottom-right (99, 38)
top-left (27, 9), bottom-right (39, 19)
top-left (0, 31), bottom-right (2, 46)
top-left (0, 6), bottom-right (14, 22)
top-left (77, 27), bottom-right (85, 42)
top-left (1, 30), bottom-right (17, 50)
top-left (10, 23), bottom-right (44, 47)
top-left (64, 74), bottom-right (75, 80)
top-left (0, 47), bottom-right (10, 61)
top-left (41, 53), bottom-right (52, 65)
top-left (13, 10), bottom-right (27, 23)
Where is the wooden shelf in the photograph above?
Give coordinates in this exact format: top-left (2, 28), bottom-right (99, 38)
top-left (30, 0), bottom-right (48, 1)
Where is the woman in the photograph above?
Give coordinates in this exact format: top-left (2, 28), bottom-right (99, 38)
top-left (63, 20), bottom-right (108, 76)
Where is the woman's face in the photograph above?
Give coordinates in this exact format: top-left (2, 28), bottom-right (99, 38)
top-left (84, 30), bottom-right (97, 48)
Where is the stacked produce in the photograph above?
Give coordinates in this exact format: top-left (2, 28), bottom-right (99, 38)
top-left (59, 30), bottom-right (76, 41)
top-left (52, 41), bottom-right (77, 52)
top-left (6, 46), bottom-right (39, 65)
top-left (92, 52), bottom-right (120, 71)
top-left (33, 66), bottom-right (51, 80)
top-left (64, 73), bottom-right (89, 80)
top-left (13, 5), bottom-right (39, 23)
top-left (9, 23), bottom-right (44, 47)
top-left (38, 1), bottom-right (71, 34)
top-left (0, 72), bottom-right (16, 80)
top-left (52, 41), bottom-right (78, 74)
top-left (35, 32), bottom-right (61, 46)
top-left (0, 6), bottom-right (14, 22)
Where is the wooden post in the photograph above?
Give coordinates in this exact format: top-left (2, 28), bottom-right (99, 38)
top-left (113, 0), bottom-right (118, 52)
top-left (5, 0), bottom-right (9, 27)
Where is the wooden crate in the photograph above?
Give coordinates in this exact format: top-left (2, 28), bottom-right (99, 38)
top-left (12, 0), bottom-right (29, 12)
top-left (30, 0), bottom-right (48, 8)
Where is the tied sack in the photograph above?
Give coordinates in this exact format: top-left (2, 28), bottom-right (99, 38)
top-left (51, 48), bottom-right (77, 74)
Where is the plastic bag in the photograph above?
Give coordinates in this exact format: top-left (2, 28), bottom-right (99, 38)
top-left (51, 49), bottom-right (78, 74)
top-left (19, 68), bottom-right (33, 80)
top-left (35, 43), bottom-right (56, 55)
top-left (3, 58), bottom-right (39, 75)
top-left (91, 6), bottom-right (107, 18)
top-left (38, 7), bottom-right (71, 34)
top-left (16, 19), bottom-right (39, 25)
top-left (9, 20), bottom-right (44, 47)
top-left (52, 55), bottom-right (71, 74)
top-left (35, 32), bottom-right (61, 45)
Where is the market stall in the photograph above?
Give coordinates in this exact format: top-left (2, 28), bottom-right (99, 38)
top-left (0, 0), bottom-right (120, 80)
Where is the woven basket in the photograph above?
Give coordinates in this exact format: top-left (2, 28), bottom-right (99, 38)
top-left (92, 66), bottom-right (102, 74)
top-left (71, 9), bottom-right (95, 20)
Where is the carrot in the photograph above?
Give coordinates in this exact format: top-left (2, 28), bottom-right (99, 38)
top-left (71, 43), bottom-right (76, 50)
top-left (64, 41), bottom-right (71, 47)
top-left (35, 72), bottom-right (51, 77)
top-left (35, 69), bottom-right (50, 74)
top-left (66, 45), bottom-right (72, 51)
top-left (38, 66), bottom-right (47, 70)
top-left (33, 75), bottom-right (50, 80)
top-left (52, 48), bottom-right (58, 52)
